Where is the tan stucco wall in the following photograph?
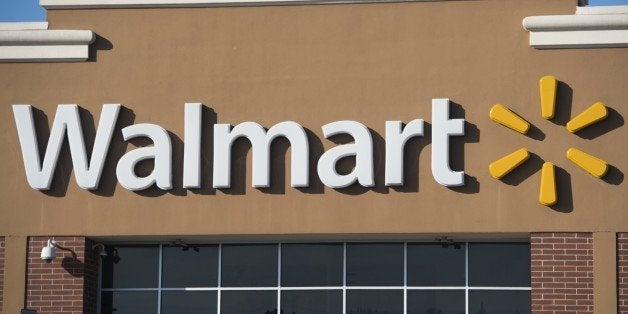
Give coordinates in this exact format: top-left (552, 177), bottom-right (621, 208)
top-left (0, 0), bottom-right (626, 239)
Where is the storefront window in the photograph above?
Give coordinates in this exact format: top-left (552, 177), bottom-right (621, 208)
top-left (100, 242), bottom-right (530, 314)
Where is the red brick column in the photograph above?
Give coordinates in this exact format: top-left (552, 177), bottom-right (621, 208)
top-left (25, 237), bottom-right (99, 314)
top-left (619, 233), bottom-right (628, 314)
top-left (0, 236), bottom-right (5, 314)
top-left (531, 232), bottom-right (594, 313)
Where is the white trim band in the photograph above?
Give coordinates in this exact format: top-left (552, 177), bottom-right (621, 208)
top-left (41, 0), bottom-right (435, 9)
top-left (576, 5), bottom-right (628, 15)
top-left (0, 22), bottom-right (48, 31)
top-left (523, 14), bottom-right (628, 31)
top-left (523, 13), bottom-right (628, 49)
top-left (0, 30), bottom-right (95, 62)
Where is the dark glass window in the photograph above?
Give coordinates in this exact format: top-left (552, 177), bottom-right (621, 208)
top-left (100, 291), bottom-right (157, 314)
top-left (407, 290), bottom-right (465, 314)
top-left (281, 290), bottom-right (342, 314)
top-left (162, 244), bottom-right (218, 287)
top-left (221, 244), bottom-right (278, 287)
top-left (161, 291), bottom-right (217, 314)
top-left (468, 243), bottom-right (531, 287)
top-left (101, 245), bottom-right (159, 288)
top-left (346, 290), bottom-right (403, 314)
top-left (468, 290), bottom-right (531, 313)
top-left (407, 243), bottom-right (466, 286)
top-left (221, 290), bottom-right (277, 314)
top-left (99, 242), bottom-right (532, 313)
top-left (281, 243), bottom-right (343, 287)
top-left (346, 243), bottom-right (403, 286)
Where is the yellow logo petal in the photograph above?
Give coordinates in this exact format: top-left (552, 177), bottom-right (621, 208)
top-left (489, 104), bottom-right (530, 134)
top-left (540, 76), bottom-right (557, 119)
top-left (566, 147), bottom-right (609, 178)
top-left (566, 102), bottom-right (608, 133)
top-left (489, 148), bottom-right (530, 179)
top-left (539, 162), bottom-right (557, 206)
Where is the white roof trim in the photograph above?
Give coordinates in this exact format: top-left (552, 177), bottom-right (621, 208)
top-left (523, 14), bottom-right (628, 31)
top-left (0, 30), bottom-right (95, 62)
top-left (523, 14), bottom-right (628, 49)
top-left (576, 5), bottom-right (628, 15)
top-left (41, 0), bottom-right (436, 9)
top-left (0, 22), bottom-right (49, 31)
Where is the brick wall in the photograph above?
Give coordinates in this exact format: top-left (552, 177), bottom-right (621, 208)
top-left (619, 233), bottom-right (628, 314)
top-left (531, 232), bottom-right (594, 313)
top-left (0, 236), bottom-right (4, 314)
top-left (26, 236), bottom-right (99, 314)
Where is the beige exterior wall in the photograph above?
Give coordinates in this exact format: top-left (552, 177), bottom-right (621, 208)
top-left (0, 0), bottom-right (626, 240)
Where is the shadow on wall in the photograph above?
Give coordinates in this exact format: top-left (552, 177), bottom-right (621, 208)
top-left (87, 34), bottom-right (113, 62)
top-left (551, 80), bottom-right (624, 190)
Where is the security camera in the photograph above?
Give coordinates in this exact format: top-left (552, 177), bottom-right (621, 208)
top-left (40, 239), bottom-right (57, 263)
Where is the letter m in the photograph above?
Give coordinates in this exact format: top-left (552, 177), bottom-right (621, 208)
top-left (213, 121), bottom-right (309, 188)
top-left (12, 104), bottom-right (120, 190)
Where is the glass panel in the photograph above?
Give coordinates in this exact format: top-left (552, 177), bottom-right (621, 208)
top-left (407, 243), bottom-right (466, 286)
top-left (221, 290), bottom-right (277, 314)
top-left (468, 290), bottom-right (531, 314)
top-left (468, 243), bottom-right (531, 287)
top-left (221, 244), bottom-right (278, 287)
top-left (101, 245), bottom-right (159, 288)
top-left (162, 244), bottom-right (218, 287)
top-left (346, 243), bottom-right (403, 286)
top-left (100, 291), bottom-right (157, 314)
top-left (346, 290), bottom-right (403, 314)
top-left (407, 290), bottom-right (465, 314)
top-left (281, 243), bottom-right (343, 287)
top-left (161, 291), bottom-right (217, 314)
top-left (281, 290), bottom-right (342, 314)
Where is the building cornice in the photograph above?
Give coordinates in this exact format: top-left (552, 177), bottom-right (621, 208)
top-left (523, 11), bottom-right (628, 49)
top-left (0, 28), bottom-right (95, 62)
top-left (0, 22), bottom-right (48, 31)
top-left (40, 0), bottom-right (439, 9)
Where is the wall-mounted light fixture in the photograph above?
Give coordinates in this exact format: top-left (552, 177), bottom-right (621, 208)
top-left (435, 236), bottom-right (461, 249)
top-left (92, 243), bottom-right (107, 258)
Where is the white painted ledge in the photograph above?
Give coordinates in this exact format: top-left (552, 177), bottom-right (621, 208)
top-left (41, 0), bottom-right (437, 9)
top-left (0, 22), bottom-right (48, 31)
top-left (0, 29), bottom-right (95, 62)
top-left (523, 13), bottom-right (628, 49)
top-left (576, 5), bottom-right (628, 15)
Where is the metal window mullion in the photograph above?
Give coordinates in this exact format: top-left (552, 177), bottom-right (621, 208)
top-left (343, 242), bottom-right (347, 314)
top-left (277, 243), bottom-right (282, 313)
top-left (468, 287), bottom-right (532, 291)
top-left (217, 243), bottom-right (222, 314)
top-left (403, 242), bottom-right (407, 314)
top-left (97, 251), bottom-right (103, 314)
top-left (465, 242), bottom-right (469, 314)
top-left (157, 244), bottom-right (163, 314)
top-left (100, 288), bottom-right (161, 292)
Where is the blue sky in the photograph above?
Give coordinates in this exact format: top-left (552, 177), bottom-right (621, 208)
top-left (1, 0), bottom-right (628, 22)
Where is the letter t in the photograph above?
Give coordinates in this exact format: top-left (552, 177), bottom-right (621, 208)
top-left (431, 98), bottom-right (465, 187)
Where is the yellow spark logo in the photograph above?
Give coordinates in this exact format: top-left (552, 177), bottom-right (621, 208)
top-left (489, 76), bottom-right (610, 206)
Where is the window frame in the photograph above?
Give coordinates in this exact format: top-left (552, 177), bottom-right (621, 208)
top-left (98, 241), bottom-right (532, 314)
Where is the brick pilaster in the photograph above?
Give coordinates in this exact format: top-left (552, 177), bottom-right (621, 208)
top-left (531, 232), bottom-right (594, 313)
top-left (25, 237), bottom-right (99, 314)
top-left (619, 233), bottom-right (628, 314)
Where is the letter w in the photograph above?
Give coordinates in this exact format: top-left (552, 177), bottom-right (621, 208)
top-left (12, 104), bottom-right (120, 190)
